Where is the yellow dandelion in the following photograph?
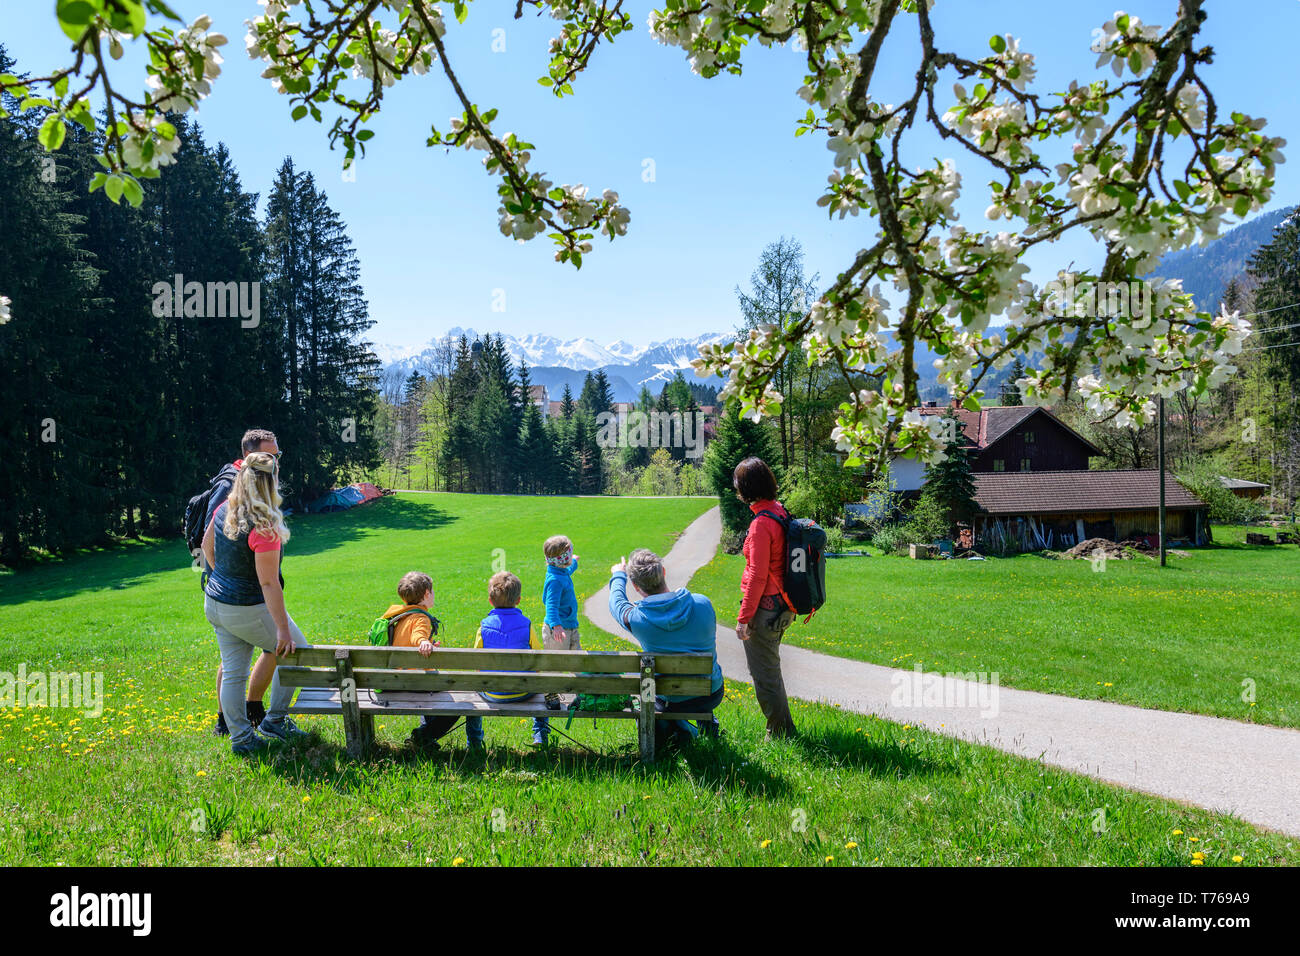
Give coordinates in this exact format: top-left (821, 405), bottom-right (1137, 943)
top-left (1172, 829), bottom-right (1183, 835)
top-left (1190, 858), bottom-right (1204, 866)
top-left (824, 855), bottom-right (834, 863)
top-left (302, 795), bottom-right (311, 804)
top-left (1192, 851), bottom-right (1205, 860)
top-left (642, 795), bottom-right (652, 800)
top-left (196, 770), bottom-right (207, 777)
top-left (845, 842), bottom-right (858, 850)
top-left (760, 839), bottom-right (772, 849)
top-left (1232, 855), bottom-right (1243, 863)
top-left (1188, 836), bottom-right (1199, 842)
top-left (452, 857), bottom-right (465, 867)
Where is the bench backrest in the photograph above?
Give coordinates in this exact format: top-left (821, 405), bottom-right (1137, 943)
top-left (278, 645), bottom-right (715, 698)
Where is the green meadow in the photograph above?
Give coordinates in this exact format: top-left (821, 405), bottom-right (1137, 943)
top-left (691, 524), bottom-right (1300, 728)
top-left (0, 494), bottom-right (1294, 866)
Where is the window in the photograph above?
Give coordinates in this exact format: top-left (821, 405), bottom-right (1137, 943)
top-left (993, 460), bottom-right (1005, 472)
top-left (1024, 430), bottom-right (1035, 443)
top-left (1020, 458), bottom-right (1031, 472)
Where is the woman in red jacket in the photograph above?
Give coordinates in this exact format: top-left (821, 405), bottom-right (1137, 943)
top-left (732, 456), bottom-right (797, 739)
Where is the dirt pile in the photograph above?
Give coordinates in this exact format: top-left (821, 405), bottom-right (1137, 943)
top-left (1062, 537), bottom-right (1131, 560)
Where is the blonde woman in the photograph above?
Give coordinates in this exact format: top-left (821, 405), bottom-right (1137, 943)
top-left (201, 451), bottom-right (310, 755)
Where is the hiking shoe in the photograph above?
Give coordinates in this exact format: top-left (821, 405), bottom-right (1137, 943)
top-left (212, 711), bottom-right (230, 737)
top-left (257, 716), bottom-right (308, 743)
top-left (407, 726), bottom-right (442, 753)
top-left (231, 733), bottom-right (271, 757)
top-left (530, 733), bottom-right (549, 748)
top-left (543, 693), bottom-right (561, 711)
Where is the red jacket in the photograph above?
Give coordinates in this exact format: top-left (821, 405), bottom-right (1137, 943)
top-left (739, 499), bottom-right (788, 623)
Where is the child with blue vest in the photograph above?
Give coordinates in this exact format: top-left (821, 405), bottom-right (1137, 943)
top-left (465, 571), bottom-right (549, 749)
top-left (542, 534), bottom-right (581, 649)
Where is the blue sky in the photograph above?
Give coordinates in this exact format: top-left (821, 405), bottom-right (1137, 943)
top-left (4, 1), bottom-right (1298, 350)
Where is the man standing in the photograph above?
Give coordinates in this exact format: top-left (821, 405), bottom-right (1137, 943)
top-left (608, 549), bottom-right (723, 748)
top-left (204, 428), bottom-right (281, 736)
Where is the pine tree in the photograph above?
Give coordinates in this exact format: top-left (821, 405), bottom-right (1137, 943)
top-left (1000, 358), bottom-right (1025, 406)
top-left (704, 400), bottom-right (783, 534)
top-left (921, 409), bottom-right (979, 532)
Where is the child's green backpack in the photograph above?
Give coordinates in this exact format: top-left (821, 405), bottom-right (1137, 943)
top-left (367, 609), bottom-right (440, 647)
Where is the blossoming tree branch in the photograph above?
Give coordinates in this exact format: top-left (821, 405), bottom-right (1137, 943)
top-left (1, 0), bottom-right (1284, 471)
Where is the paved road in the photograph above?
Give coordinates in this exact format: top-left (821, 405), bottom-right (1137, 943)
top-left (585, 506), bottom-right (1300, 837)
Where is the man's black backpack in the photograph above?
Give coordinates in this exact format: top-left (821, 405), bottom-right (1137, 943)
top-left (755, 509), bottom-right (828, 620)
top-left (183, 464), bottom-right (239, 556)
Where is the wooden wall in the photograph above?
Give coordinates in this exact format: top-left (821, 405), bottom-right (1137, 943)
top-left (974, 413), bottom-right (1092, 473)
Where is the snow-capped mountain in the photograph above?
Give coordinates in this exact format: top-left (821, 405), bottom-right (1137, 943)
top-left (376, 328), bottom-right (730, 401)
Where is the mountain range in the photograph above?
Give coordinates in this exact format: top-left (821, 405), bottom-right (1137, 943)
top-left (376, 328), bottom-right (731, 403)
top-left (374, 205), bottom-right (1296, 403)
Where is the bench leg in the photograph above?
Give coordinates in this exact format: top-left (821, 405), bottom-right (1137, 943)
top-left (638, 655), bottom-right (656, 764)
top-left (359, 712), bottom-right (375, 753)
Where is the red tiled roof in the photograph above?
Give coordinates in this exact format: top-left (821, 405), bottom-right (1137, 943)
top-left (973, 469), bottom-right (1207, 516)
top-left (913, 403), bottom-right (1102, 454)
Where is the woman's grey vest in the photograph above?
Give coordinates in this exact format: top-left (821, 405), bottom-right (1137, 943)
top-left (205, 503), bottom-right (278, 606)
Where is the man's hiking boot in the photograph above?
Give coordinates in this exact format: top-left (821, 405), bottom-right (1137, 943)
top-left (212, 711), bottom-right (229, 737)
top-left (258, 715), bottom-right (308, 743)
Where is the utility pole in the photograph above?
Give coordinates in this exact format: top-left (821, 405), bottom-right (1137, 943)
top-left (1158, 395), bottom-right (1166, 567)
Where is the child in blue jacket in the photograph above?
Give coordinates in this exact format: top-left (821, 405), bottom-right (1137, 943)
top-left (542, 535), bottom-right (581, 649)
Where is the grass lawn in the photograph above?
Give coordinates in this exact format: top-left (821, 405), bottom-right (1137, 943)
top-left (1, 494), bottom-right (1295, 865)
top-left (690, 524), bottom-right (1300, 728)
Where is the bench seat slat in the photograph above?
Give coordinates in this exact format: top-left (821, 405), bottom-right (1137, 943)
top-left (282, 645), bottom-right (714, 675)
top-left (288, 687), bottom-right (714, 722)
top-left (277, 665), bottom-right (712, 697)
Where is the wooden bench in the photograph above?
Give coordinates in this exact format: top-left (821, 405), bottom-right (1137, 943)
top-left (279, 645), bottom-right (716, 763)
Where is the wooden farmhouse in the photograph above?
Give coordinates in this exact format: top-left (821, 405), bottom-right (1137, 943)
top-left (899, 402), bottom-right (1210, 549)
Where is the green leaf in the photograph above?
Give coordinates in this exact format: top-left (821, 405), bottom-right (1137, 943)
top-left (104, 175), bottom-right (124, 204)
top-left (291, 105), bottom-right (308, 121)
top-left (963, 394), bottom-right (981, 412)
top-left (38, 115), bottom-right (66, 151)
top-left (1128, 51), bottom-right (1142, 75)
top-left (538, 77), bottom-right (553, 87)
top-left (56, 0), bottom-right (97, 42)
top-left (356, 129), bottom-right (374, 141)
top-left (454, 0), bottom-right (468, 24)
top-left (121, 176), bottom-right (143, 207)
top-left (989, 35), bottom-right (1006, 54)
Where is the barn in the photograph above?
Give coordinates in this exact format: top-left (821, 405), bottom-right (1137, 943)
top-left (972, 469), bottom-right (1211, 550)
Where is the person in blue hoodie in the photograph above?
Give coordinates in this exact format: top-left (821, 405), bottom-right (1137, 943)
top-left (608, 549), bottom-right (724, 748)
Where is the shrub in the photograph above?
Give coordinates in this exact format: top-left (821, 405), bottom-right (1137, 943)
top-left (1177, 460), bottom-right (1268, 524)
top-left (779, 454), bottom-right (864, 526)
top-left (900, 491), bottom-right (953, 543)
top-left (871, 525), bottom-right (910, 554)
